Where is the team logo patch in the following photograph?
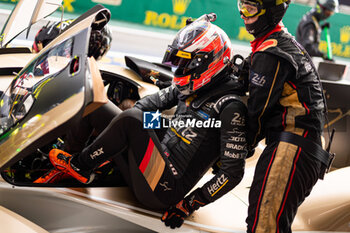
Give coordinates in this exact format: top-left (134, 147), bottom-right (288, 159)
top-left (250, 70), bottom-right (268, 87)
top-left (143, 110), bottom-right (161, 129)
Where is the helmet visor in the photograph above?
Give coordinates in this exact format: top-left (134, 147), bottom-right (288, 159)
top-left (162, 45), bottom-right (193, 69)
top-left (238, 0), bottom-right (265, 18)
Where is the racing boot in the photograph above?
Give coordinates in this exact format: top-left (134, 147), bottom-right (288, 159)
top-left (49, 149), bottom-right (95, 184)
top-left (34, 168), bottom-right (71, 184)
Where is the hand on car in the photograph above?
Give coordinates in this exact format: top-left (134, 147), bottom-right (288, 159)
top-left (161, 199), bottom-right (194, 229)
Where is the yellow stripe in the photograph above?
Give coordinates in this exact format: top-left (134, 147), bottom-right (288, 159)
top-left (256, 8), bottom-right (266, 17)
top-left (211, 179), bottom-right (229, 197)
top-left (255, 141), bottom-right (300, 232)
top-left (9, 93), bottom-right (20, 117)
top-left (311, 16), bottom-right (321, 30)
top-left (253, 61), bottom-right (280, 146)
top-left (171, 128), bottom-right (191, 144)
top-left (257, 39), bottom-right (278, 52)
top-left (143, 148), bottom-right (158, 179)
top-left (148, 152), bottom-right (165, 190)
top-left (143, 147), bottom-right (166, 191)
top-left (280, 83), bottom-right (306, 135)
top-left (149, 165), bottom-right (165, 190)
top-left (147, 150), bottom-right (163, 186)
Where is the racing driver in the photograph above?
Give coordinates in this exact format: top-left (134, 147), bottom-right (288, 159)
top-left (36, 14), bottom-right (249, 229)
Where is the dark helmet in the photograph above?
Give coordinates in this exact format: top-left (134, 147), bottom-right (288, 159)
top-left (162, 13), bottom-right (233, 95)
top-left (238, 0), bottom-right (290, 37)
top-left (315, 0), bottom-right (338, 20)
top-left (32, 19), bottom-right (74, 52)
top-left (318, 0), bottom-right (339, 12)
top-left (88, 25), bottom-right (112, 61)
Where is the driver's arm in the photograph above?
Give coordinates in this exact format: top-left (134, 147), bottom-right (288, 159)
top-left (134, 85), bottom-right (179, 111)
top-left (185, 100), bottom-right (247, 207)
top-left (161, 100), bottom-right (247, 229)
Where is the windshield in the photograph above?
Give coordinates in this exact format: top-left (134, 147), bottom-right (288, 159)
top-left (0, 38), bottom-right (73, 135)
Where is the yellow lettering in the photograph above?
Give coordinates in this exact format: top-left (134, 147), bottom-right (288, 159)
top-left (169, 16), bottom-right (189, 30)
top-left (170, 15), bottom-right (178, 29)
top-left (171, 15), bottom-right (184, 30)
top-left (319, 41), bottom-right (327, 53)
top-left (144, 11), bottom-right (158, 26)
top-left (341, 45), bottom-right (350, 58)
top-left (144, 11), bottom-right (190, 30)
top-left (332, 43), bottom-right (343, 56)
top-left (320, 41), bottom-right (350, 58)
top-left (158, 13), bottom-right (171, 27)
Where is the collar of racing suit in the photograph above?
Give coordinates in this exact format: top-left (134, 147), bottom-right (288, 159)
top-left (250, 22), bottom-right (283, 54)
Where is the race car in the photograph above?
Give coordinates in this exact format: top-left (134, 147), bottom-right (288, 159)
top-left (0, 1), bottom-right (349, 232)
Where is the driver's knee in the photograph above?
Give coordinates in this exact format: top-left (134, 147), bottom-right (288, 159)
top-left (118, 107), bottom-right (143, 122)
top-left (108, 108), bottom-right (143, 132)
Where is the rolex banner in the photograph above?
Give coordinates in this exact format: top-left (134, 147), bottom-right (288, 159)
top-left (1, 0), bottom-right (350, 58)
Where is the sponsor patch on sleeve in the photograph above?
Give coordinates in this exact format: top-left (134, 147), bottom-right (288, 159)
top-left (250, 70), bottom-right (270, 88)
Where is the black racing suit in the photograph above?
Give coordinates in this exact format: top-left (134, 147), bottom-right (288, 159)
top-left (74, 77), bottom-right (248, 210)
top-left (296, 9), bottom-right (324, 58)
top-left (245, 26), bottom-right (327, 232)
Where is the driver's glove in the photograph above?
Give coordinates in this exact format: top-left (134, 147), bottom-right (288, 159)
top-left (161, 188), bottom-right (206, 229)
top-left (161, 199), bottom-right (193, 229)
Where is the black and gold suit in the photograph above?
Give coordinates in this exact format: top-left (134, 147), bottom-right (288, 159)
top-left (245, 27), bottom-right (326, 233)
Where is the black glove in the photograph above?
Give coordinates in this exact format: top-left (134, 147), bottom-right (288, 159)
top-left (161, 189), bottom-right (207, 229)
top-left (230, 55), bottom-right (249, 77)
top-left (161, 199), bottom-right (193, 229)
top-left (321, 22), bottom-right (330, 30)
top-left (236, 56), bottom-right (250, 93)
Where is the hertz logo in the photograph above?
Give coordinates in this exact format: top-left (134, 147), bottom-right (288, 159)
top-left (172, 0), bottom-right (191, 15)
